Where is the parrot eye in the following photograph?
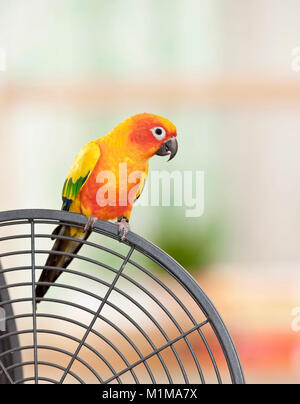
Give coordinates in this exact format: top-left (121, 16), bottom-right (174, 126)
top-left (150, 127), bottom-right (166, 141)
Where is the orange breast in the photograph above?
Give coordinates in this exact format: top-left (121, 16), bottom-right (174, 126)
top-left (79, 140), bottom-right (147, 221)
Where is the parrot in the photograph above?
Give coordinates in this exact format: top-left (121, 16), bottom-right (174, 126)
top-left (35, 113), bottom-right (178, 302)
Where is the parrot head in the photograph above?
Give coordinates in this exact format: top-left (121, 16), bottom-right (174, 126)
top-left (118, 113), bottom-right (178, 161)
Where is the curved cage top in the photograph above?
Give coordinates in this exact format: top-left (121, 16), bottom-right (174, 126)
top-left (0, 209), bottom-right (244, 384)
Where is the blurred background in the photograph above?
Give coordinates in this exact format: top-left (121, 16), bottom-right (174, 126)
top-left (0, 0), bottom-right (300, 383)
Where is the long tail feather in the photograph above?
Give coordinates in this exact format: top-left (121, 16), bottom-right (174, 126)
top-left (35, 225), bottom-right (90, 303)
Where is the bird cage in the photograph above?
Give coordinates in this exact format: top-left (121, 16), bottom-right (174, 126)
top-left (0, 209), bottom-right (245, 384)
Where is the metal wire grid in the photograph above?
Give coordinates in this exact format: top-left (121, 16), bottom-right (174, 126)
top-left (0, 209), bottom-right (245, 385)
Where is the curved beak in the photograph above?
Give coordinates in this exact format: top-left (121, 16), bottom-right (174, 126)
top-left (155, 137), bottom-right (178, 161)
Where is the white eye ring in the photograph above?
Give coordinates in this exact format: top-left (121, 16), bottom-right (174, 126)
top-left (150, 127), bottom-right (166, 141)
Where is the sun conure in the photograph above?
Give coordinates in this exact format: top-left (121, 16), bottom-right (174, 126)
top-left (35, 113), bottom-right (178, 302)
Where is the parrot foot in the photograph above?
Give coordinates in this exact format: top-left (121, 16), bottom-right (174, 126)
top-left (117, 217), bottom-right (130, 241)
top-left (84, 216), bottom-right (98, 233)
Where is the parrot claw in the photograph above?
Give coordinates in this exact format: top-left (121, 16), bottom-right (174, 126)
top-left (117, 218), bottom-right (130, 241)
top-left (84, 216), bottom-right (98, 233)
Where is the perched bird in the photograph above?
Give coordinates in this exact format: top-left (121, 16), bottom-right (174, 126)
top-left (35, 113), bottom-right (178, 302)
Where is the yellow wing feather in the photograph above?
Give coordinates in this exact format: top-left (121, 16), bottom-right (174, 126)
top-left (134, 164), bottom-right (149, 202)
top-left (62, 141), bottom-right (100, 211)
